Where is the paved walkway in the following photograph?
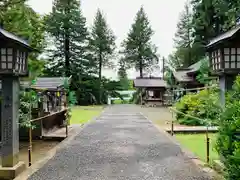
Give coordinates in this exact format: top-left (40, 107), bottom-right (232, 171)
top-left (28, 105), bottom-right (211, 180)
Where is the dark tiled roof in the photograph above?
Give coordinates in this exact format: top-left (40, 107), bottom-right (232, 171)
top-left (0, 28), bottom-right (30, 48)
top-left (21, 77), bottom-right (70, 90)
top-left (133, 78), bottom-right (167, 88)
top-left (173, 70), bottom-right (193, 82)
top-left (187, 60), bottom-right (203, 74)
top-left (173, 61), bottom-right (203, 82)
top-left (207, 25), bottom-right (240, 48)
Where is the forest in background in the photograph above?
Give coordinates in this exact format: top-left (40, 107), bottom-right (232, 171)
top-left (1, 0), bottom-right (240, 105)
top-left (167, 0), bottom-right (240, 69)
top-left (0, 0), bottom-right (160, 105)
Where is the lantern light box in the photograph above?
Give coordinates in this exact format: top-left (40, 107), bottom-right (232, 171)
top-left (0, 28), bottom-right (32, 76)
top-left (207, 25), bottom-right (240, 75)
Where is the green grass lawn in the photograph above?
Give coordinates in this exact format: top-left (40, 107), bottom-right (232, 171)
top-left (113, 99), bottom-right (123, 104)
top-left (175, 133), bottom-right (219, 164)
top-left (113, 99), bottom-right (131, 104)
top-left (70, 106), bottom-right (103, 125)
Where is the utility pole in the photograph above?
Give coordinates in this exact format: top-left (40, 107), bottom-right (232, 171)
top-left (162, 57), bottom-right (165, 79)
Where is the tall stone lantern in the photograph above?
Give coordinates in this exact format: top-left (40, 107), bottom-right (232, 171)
top-left (0, 28), bottom-right (32, 179)
top-left (206, 25), bottom-right (240, 106)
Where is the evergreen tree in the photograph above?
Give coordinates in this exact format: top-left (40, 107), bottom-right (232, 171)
top-left (170, 0), bottom-right (240, 67)
top-left (173, 1), bottom-right (195, 67)
top-left (2, 2), bottom-right (45, 51)
top-left (174, 2), bottom-right (192, 49)
top-left (45, 0), bottom-right (89, 78)
top-left (89, 9), bottom-right (116, 104)
top-left (118, 59), bottom-right (129, 90)
top-left (121, 6), bottom-right (158, 78)
top-left (0, 0), bottom-right (27, 26)
top-left (0, 0), bottom-right (46, 77)
top-left (223, 0), bottom-right (240, 29)
top-left (192, 0), bottom-right (220, 42)
top-left (191, 0), bottom-right (227, 59)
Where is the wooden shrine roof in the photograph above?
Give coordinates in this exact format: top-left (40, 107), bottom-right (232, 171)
top-left (173, 61), bottom-right (202, 82)
top-left (0, 27), bottom-right (31, 49)
top-left (207, 25), bottom-right (240, 48)
top-left (173, 70), bottom-right (193, 82)
top-left (20, 77), bottom-right (71, 91)
top-left (133, 78), bottom-right (167, 88)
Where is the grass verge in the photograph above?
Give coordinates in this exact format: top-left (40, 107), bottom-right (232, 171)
top-left (175, 133), bottom-right (219, 164)
top-left (70, 106), bottom-right (103, 125)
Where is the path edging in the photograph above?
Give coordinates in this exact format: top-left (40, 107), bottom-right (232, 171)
top-left (14, 124), bottom-right (84, 180)
top-left (14, 109), bottom-right (104, 180)
top-left (15, 106), bottom-right (107, 180)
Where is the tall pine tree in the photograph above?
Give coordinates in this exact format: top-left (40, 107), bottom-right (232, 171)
top-left (173, 1), bottom-right (194, 67)
top-left (169, 1), bottom-right (202, 68)
top-left (121, 7), bottom-right (158, 78)
top-left (191, 0), bottom-right (227, 59)
top-left (118, 58), bottom-right (129, 90)
top-left (89, 9), bottom-right (116, 104)
top-left (174, 2), bottom-right (192, 49)
top-left (45, 0), bottom-right (89, 78)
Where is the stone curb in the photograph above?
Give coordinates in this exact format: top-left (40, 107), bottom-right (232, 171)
top-left (14, 124), bottom-right (84, 180)
top-left (139, 112), bottom-right (222, 180)
top-left (14, 107), bottom-right (105, 180)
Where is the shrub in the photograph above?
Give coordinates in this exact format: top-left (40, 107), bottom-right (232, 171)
top-left (19, 90), bottom-right (32, 128)
top-left (19, 83), bottom-right (39, 128)
top-left (216, 76), bottom-right (240, 180)
top-left (174, 87), bottom-right (221, 126)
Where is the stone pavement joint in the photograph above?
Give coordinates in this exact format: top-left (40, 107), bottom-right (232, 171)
top-left (28, 105), bottom-right (212, 180)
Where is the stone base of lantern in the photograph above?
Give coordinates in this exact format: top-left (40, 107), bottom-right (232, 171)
top-left (0, 161), bottom-right (26, 180)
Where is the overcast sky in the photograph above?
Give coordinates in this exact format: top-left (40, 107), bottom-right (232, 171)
top-left (27, 0), bottom-right (186, 79)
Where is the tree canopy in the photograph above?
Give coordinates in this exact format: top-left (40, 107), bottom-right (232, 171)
top-left (89, 9), bottom-right (116, 103)
top-left (2, 1), bottom-right (240, 105)
top-left (121, 7), bottom-right (158, 78)
top-left (168, 0), bottom-right (240, 70)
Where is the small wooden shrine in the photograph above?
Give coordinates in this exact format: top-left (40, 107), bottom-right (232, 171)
top-left (133, 77), bottom-right (167, 107)
top-left (20, 77), bottom-right (71, 140)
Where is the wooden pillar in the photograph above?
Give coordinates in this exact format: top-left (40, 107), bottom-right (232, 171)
top-left (219, 74), bottom-right (235, 106)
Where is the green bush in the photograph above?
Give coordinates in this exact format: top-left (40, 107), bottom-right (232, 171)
top-left (174, 87), bottom-right (221, 126)
top-left (216, 76), bottom-right (240, 180)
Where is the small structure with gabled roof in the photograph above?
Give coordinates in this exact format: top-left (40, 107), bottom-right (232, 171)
top-left (133, 77), bottom-right (168, 106)
top-left (172, 61), bottom-right (205, 90)
top-left (19, 76), bottom-right (72, 140)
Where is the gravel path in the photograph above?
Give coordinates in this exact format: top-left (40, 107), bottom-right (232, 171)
top-left (28, 105), bottom-right (211, 180)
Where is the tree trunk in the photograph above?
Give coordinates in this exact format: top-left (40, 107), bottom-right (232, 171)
top-left (187, 4), bottom-right (191, 67)
top-left (98, 51), bottom-right (102, 104)
top-left (139, 58), bottom-right (143, 78)
top-left (162, 57), bottom-right (165, 79)
top-left (64, 35), bottom-right (70, 77)
top-left (138, 44), bottom-right (143, 78)
top-left (64, 0), bottom-right (70, 77)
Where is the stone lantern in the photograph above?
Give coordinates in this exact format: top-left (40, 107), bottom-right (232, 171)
top-left (0, 28), bottom-right (32, 179)
top-left (206, 25), bottom-right (240, 105)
